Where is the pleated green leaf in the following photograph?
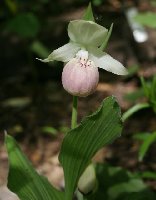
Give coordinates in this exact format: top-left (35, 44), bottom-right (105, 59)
top-left (59, 96), bottom-right (123, 200)
top-left (5, 135), bottom-right (64, 200)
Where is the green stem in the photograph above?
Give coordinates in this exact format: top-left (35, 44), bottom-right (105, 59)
top-left (71, 96), bottom-right (78, 129)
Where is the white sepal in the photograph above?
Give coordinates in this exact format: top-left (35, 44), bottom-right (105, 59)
top-left (37, 42), bottom-right (80, 63)
top-left (68, 20), bottom-right (108, 47)
top-left (88, 47), bottom-right (128, 75)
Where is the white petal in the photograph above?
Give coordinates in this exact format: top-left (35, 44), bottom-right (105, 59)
top-left (37, 42), bottom-right (80, 63)
top-left (88, 47), bottom-right (128, 75)
top-left (68, 20), bottom-right (108, 47)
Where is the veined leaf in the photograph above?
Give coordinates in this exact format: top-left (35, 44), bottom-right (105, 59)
top-left (59, 96), bottom-right (123, 200)
top-left (5, 135), bottom-right (64, 200)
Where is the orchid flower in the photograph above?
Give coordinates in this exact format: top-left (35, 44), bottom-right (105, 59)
top-left (38, 20), bottom-right (128, 97)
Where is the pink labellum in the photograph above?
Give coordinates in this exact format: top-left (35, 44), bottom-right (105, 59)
top-left (62, 58), bottom-right (99, 97)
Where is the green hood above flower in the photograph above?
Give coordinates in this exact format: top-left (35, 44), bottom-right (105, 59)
top-left (68, 20), bottom-right (108, 47)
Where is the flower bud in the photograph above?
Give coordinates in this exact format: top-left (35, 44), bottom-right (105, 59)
top-left (62, 58), bottom-right (99, 97)
top-left (78, 164), bottom-right (97, 195)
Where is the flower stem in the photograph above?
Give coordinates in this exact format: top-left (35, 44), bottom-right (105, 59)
top-left (71, 96), bottom-right (78, 129)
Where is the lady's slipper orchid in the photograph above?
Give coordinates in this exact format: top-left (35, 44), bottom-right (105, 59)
top-left (38, 20), bottom-right (128, 97)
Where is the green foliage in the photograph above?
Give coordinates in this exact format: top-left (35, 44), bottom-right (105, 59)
top-left (86, 163), bottom-right (156, 200)
top-left (123, 191), bottom-right (156, 200)
top-left (126, 65), bottom-right (139, 78)
top-left (59, 96), bottom-right (122, 200)
top-left (42, 126), bottom-right (58, 136)
top-left (138, 171), bottom-right (156, 180)
top-left (5, 0), bottom-right (18, 14)
top-left (124, 89), bottom-right (144, 103)
top-left (150, 0), bottom-right (156, 7)
top-left (41, 125), bottom-right (70, 136)
top-left (5, 134), bottom-right (64, 200)
top-left (123, 75), bottom-right (156, 122)
top-left (6, 13), bottom-right (40, 38)
top-left (141, 76), bottom-right (156, 112)
top-left (123, 76), bottom-right (156, 161)
top-left (134, 12), bottom-right (156, 29)
top-left (122, 103), bottom-right (150, 122)
top-left (5, 96), bottom-right (123, 200)
top-left (92, 0), bottom-right (104, 6)
top-left (31, 41), bottom-right (50, 58)
top-left (134, 132), bottom-right (156, 161)
top-left (138, 132), bottom-right (156, 161)
top-left (133, 133), bottom-right (150, 141)
top-left (2, 97), bottom-right (31, 108)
